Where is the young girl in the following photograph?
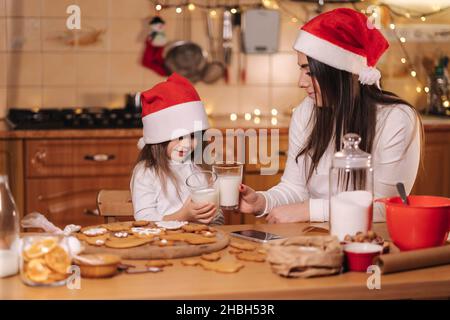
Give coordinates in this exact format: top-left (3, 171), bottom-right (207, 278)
top-left (130, 73), bottom-right (223, 225)
top-left (239, 8), bottom-right (422, 223)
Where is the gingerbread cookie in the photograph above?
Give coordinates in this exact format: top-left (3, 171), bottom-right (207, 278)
top-left (104, 237), bottom-right (152, 249)
top-left (132, 220), bottom-right (150, 227)
top-left (182, 224), bottom-right (209, 233)
top-left (155, 239), bottom-right (174, 247)
top-left (113, 232), bottom-right (129, 238)
top-left (201, 252), bottom-right (221, 262)
top-left (181, 258), bottom-right (201, 266)
top-left (229, 241), bottom-right (256, 251)
top-left (228, 247), bottom-right (243, 255)
top-left (166, 229), bottom-right (185, 235)
top-left (131, 227), bottom-right (163, 237)
top-left (236, 251), bottom-right (266, 263)
top-left (199, 260), bottom-right (244, 273)
top-left (77, 233), bottom-right (110, 246)
top-left (200, 231), bottom-right (215, 238)
top-left (145, 260), bottom-right (173, 268)
top-left (155, 221), bottom-right (188, 230)
top-left (82, 227), bottom-right (108, 237)
top-left (161, 233), bottom-right (217, 245)
top-left (104, 222), bottom-right (132, 232)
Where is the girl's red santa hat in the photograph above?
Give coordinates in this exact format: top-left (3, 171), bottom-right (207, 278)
top-left (293, 8), bottom-right (389, 86)
top-left (137, 73), bottom-right (209, 148)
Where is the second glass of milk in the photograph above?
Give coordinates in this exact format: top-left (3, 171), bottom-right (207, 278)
top-left (212, 163), bottom-right (243, 210)
top-left (185, 171), bottom-right (220, 207)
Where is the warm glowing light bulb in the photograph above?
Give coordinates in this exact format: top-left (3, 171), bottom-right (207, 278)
top-left (400, 37), bottom-right (406, 43)
top-left (271, 108), bottom-right (278, 116)
top-left (401, 58), bottom-right (406, 64)
top-left (254, 108), bottom-right (261, 116)
top-left (210, 10), bottom-right (217, 17)
top-left (411, 71), bottom-right (417, 77)
top-left (424, 87), bottom-right (430, 93)
top-left (230, 8), bottom-right (237, 14)
top-left (230, 113), bottom-right (237, 121)
top-left (389, 23), bottom-right (395, 30)
top-left (421, 16), bottom-right (426, 22)
top-left (444, 100), bottom-right (450, 108)
top-left (155, 4), bottom-right (162, 11)
top-left (271, 117), bottom-right (278, 125)
top-left (291, 17), bottom-right (298, 23)
top-left (254, 116), bottom-right (261, 124)
top-left (244, 113), bottom-right (251, 121)
top-left (188, 4), bottom-right (195, 11)
top-left (175, 7), bottom-right (182, 14)
top-left (416, 86), bottom-right (422, 93)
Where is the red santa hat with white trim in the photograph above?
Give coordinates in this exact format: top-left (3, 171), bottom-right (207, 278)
top-left (293, 8), bottom-right (389, 86)
top-left (137, 73), bottom-right (209, 149)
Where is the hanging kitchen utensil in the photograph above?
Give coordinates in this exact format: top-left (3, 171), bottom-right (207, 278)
top-left (202, 4), bottom-right (225, 84)
top-left (233, 10), bottom-right (246, 84)
top-left (164, 8), bottom-right (206, 82)
top-left (222, 8), bottom-right (233, 84)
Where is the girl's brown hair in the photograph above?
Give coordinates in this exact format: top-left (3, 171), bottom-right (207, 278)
top-left (135, 131), bottom-right (209, 196)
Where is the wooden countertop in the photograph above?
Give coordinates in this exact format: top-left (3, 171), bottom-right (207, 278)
top-left (2, 222), bottom-right (450, 300)
top-left (0, 114), bottom-right (449, 139)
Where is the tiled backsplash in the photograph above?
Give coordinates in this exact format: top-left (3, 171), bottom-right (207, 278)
top-left (1, 0), bottom-right (449, 119)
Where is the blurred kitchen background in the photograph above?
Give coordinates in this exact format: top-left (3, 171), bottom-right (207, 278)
top-left (0, 0), bottom-right (449, 120)
top-left (0, 0), bottom-right (449, 227)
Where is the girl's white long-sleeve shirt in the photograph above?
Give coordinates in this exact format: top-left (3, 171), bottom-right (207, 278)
top-left (130, 159), bottom-right (224, 224)
top-left (258, 96), bottom-right (421, 222)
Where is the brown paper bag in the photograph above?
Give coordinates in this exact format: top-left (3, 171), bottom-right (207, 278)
top-left (266, 235), bottom-right (343, 278)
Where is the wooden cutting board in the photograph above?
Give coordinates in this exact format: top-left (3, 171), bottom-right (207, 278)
top-left (82, 229), bottom-right (230, 260)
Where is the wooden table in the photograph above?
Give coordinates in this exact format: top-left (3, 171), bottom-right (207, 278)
top-left (2, 223), bottom-right (450, 300)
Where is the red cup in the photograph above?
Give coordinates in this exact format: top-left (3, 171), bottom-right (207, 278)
top-left (344, 243), bottom-right (383, 272)
top-left (377, 195), bottom-right (450, 251)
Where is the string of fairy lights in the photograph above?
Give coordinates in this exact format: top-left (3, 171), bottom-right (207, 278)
top-left (150, 0), bottom-right (450, 121)
top-left (354, 1), bottom-right (450, 95)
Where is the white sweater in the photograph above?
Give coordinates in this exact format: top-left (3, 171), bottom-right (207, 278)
top-left (259, 97), bottom-right (421, 222)
top-left (130, 159), bottom-right (224, 224)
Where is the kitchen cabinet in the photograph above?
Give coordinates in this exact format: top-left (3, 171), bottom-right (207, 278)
top-left (412, 130), bottom-right (450, 197)
top-left (24, 138), bottom-right (139, 228)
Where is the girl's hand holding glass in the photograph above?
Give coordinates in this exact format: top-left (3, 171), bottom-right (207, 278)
top-left (181, 196), bottom-right (217, 224)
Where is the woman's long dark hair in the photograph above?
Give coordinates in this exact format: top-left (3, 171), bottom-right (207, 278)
top-left (296, 56), bottom-right (423, 185)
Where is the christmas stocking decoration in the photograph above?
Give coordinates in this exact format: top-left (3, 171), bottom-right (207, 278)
top-left (142, 16), bottom-right (168, 76)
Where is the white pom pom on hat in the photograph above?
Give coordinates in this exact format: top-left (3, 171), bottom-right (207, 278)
top-left (293, 8), bottom-right (389, 86)
top-left (358, 66), bottom-right (381, 87)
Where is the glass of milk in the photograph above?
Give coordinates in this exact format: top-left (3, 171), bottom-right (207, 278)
top-left (329, 134), bottom-right (374, 241)
top-left (185, 171), bottom-right (219, 207)
top-left (212, 163), bottom-right (243, 210)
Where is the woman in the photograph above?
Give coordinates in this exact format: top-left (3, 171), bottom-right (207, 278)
top-left (239, 8), bottom-right (422, 223)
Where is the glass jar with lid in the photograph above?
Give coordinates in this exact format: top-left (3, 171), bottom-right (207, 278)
top-left (0, 175), bottom-right (20, 278)
top-left (329, 133), bottom-right (374, 241)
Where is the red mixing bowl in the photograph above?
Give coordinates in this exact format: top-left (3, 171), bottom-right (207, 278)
top-left (377, 195), bottom-right (450, 251)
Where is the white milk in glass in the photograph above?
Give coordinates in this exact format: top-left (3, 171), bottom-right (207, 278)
top-left (191, 188), bottom-right (219, 206)
top-left (0, 249), bottom-right (19, 278)
top-left (330, 190), bottom-right (373, 241)
top-left (218, 175), bottom-right (242, 208)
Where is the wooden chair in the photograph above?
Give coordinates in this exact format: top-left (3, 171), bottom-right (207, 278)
top-left (96, 190), bottom-right (134, 223)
